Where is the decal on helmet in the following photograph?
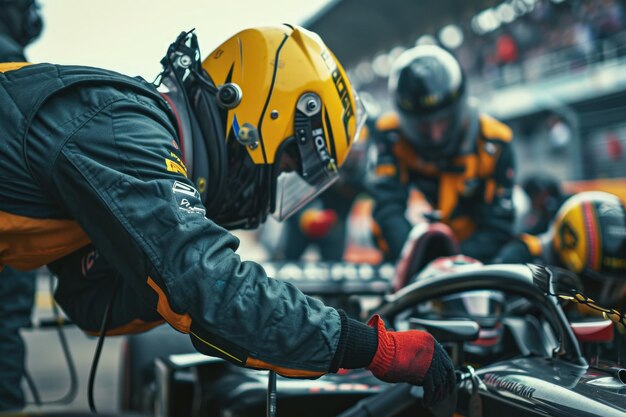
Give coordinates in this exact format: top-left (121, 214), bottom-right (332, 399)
top-left (232, 114), bottom-right (241, 138)
top-left (332, 68), bottom-right (354, 143)
top-left (560, 221), bottom-right (579, 250)
top-left (312, 128), bottom-right (337, 172)
top-left (322, 49), bottom-right (354, 143)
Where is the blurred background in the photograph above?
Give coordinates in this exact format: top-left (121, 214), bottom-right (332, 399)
top-left (11, 0), bottom-right (626, 413)
top-left (307, 0), bottom-right (626, 185)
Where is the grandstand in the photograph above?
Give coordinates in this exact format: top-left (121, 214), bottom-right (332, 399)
top-left (305, 0), bottom-right (626, 192)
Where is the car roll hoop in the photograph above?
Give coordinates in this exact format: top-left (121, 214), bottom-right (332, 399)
top-left (375, 263), bottom-right (587, 367)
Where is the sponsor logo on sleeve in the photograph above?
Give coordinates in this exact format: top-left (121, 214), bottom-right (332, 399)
top-left (172, 181), bottom-right (206, 215)
top-left (165, 152), bottom-right (188, 177)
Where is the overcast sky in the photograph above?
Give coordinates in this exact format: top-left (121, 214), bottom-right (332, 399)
top-left (27, 0), bottom-right (333, 80)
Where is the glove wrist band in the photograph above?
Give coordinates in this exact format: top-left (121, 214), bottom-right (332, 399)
top-left (330, 310), bottom-right (378, 372)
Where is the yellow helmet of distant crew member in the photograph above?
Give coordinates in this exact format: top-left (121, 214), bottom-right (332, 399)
top-left (186, 25), bottom-right (366, 229)
top-left (553, 191), bottom-right (626, 280)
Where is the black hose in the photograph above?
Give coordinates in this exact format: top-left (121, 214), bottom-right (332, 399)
top-left (88, 278), bottom-right (118, 413)
top-left (24, 369), bottom-right (42, 406)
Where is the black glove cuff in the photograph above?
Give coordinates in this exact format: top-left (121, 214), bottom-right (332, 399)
top-left (330, 310), bottom-right (378, 372)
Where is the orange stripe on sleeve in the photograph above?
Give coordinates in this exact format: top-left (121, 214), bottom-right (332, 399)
top-left (0, 62), bottom-right (32, 73)
top-left (246, 357), bottom-right (326, 378)
top-left (147, 276), bottom-right (192, 333)
top-left (86, 319), bottom-right (165, 336)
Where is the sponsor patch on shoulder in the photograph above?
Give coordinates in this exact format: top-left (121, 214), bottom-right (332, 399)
top-left (165, 152), bottom-right (188, 177)
top-left (172, 181), bottom-right (206, 215)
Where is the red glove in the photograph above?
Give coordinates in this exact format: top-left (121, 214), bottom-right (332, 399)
top-left (366, 315), bottom-right (456, 406)
top-left (299, 209), bottom-right (338, 239)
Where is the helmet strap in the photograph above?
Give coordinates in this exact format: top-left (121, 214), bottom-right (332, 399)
top-left (293, 101), bottom-right (338, 181)
top-left (155, 30), bottom-right (227, 213)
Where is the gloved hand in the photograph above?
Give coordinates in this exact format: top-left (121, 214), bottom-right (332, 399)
top-left (299, 209), bottom-right (338, 239)
top-left (366, 315), bottom-right (456, 406)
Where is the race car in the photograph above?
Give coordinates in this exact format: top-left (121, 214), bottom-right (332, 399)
top-left (120, 260), bottom-right (626, 417)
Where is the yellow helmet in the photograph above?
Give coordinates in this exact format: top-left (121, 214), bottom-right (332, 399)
top-left (194, 24), bottom-right (366, 229)
top-left (553, 191), bottom-right (626, 279)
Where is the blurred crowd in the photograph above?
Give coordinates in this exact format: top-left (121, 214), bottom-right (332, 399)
top-left (456, 0), bottom-right (626, 86)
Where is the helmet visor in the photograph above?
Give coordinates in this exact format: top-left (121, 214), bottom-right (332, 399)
top-left (272, 91), bottom-right (367, 222)
top-left (399, 100), bottom-right (463, 150)
top-left (273, 146), bottom-right (339, 221)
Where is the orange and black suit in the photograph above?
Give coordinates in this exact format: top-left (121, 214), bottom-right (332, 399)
top-left (369, 111), bottom-right (516, 263)
top-left (0, 63), bottom-right (378, 385)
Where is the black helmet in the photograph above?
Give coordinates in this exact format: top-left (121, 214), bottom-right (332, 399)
top-left (522, 174), bottom-right (563, 204)
top-left (520, 173), bottom-right (566, 234)
top-left (388, 45), bottom-right (467, 159)
top-left (0, 0), bottom-right (43, 46)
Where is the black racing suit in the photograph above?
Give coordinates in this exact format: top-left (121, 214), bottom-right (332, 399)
top-left (369, 111), bottom-right (516, 263)
top-left (0, 33), bottom-right (26, 62)
top-left (0, 38), bottom-right (36, 411)
top-left (0, 64), bottom-right (376, 383)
